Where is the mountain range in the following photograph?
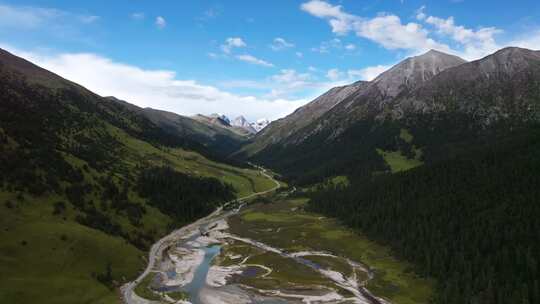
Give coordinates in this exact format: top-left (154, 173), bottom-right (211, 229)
top-left (101, 99), bottom-right (273, 159)
top-left (0, 47), bottom-right (276, 303)
top-left (194, 113), bottom-right (270, 135)
top-left (2, 44), bottom-right (540, 304)
top-left (239, 47), bottom-right (540, 183)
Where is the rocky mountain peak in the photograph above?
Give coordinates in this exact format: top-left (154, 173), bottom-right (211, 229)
top-left (209, 113), bottom-right (231, 126)
top-left (231, 116), bottom-right (257, 134)
top-left (472, 47), bottom-right (540, 75)
top-left (252, 118), bottom-right (270, 132)
top-left (373, 49), bottom-right (467, 97)
top-left (232, 116), bottom-right (249, 127)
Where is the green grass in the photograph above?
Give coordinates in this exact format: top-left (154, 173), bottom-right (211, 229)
top-left (216, 239), bottom-right (350, 296)
top-left (321, 230), bottom-right (351, 240)
top-left (107, 123), bottom-right (272, 197)
top-left (330, 175), bottom-right (349, 186)
top-left (375, 128), bottom-right (424, 174)
top-left (243, 252), bottom-right (331, 289)
top-left (229, 198), bottom-right (434, 304)
top-left (376, 149), bottom-right (423, 173)
top-left (0, 122), bottom-right (277, 304)
top-left (302, 255), bottom-right (354, 278)
top-left (400, 129), bottom-right (414, 143)
top-left (167, 290), bottom-right (189, 301)
top-left (242, 212), bottom-right (299, 223)
top-left (133, 273), bottom-right (161, 301)
top-left (214, 241), bottom-right (264, 267)
top-left (0, 193), bottom-right (144, 304)
top-left (307, 175), bottom-right (350, 192)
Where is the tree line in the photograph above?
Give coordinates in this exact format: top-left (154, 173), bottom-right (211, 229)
top-left (137, 166), bottom-right (235, 225)
top-left (307, 126), bottom-right (540, 304)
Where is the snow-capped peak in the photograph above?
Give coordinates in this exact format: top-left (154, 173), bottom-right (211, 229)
top-left (231, 116), bottom-right (250, 127)
top-left (231, 116), bottom-right (270, 133)
top-left (251, 118), bottom-right (270, 132)
top-left (210, 113), bottom-right (230, 124)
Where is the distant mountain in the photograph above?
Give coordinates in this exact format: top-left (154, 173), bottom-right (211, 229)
top-left (193, 113), bottom-right (269, 136)
top-left (251, 118), bottom-right (270, 132)
top-left (239, 81), bottom-right (369, 156)
top-left (209, 113), bottom-right (231, 125)
top-left (193, 114), bottom-right (253, 137)
top-left (231, 115), bottom-right (257, 134)
top-left (372, 49), bottom-right (467, 98)
top-left (241, 47), bottom-right (540, 184)
top-left (100, 100), bottom-right (249, 157)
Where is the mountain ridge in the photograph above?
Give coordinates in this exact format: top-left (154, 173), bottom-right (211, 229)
top-left (240, 49), bottom-right (467, 157)
top-left (0, 47), bottom-right (275, 303)
top-left (241, 47), bottom-right (540, 183)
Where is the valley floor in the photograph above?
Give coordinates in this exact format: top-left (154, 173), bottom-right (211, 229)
top-left (0, 159), bottom-right (275, 304)
top-left (129, 190), bottom-right (433, 304)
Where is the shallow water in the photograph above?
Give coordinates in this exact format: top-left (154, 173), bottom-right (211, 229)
top-left (182, 244), bottom-right (221, 304)
top-left (241, 265), bottom-right (265, 278)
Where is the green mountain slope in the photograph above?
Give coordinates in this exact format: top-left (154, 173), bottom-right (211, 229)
top-left (308, 126), bottom-right (540, 304)
top-left (0, 48), bottom-right (274, 304)
top-left (238, 80), bottom-right (370, 157)
top-left (244, 47), bottom-right (540, 185)
top-left (106, 97), bottom-right (249, 158)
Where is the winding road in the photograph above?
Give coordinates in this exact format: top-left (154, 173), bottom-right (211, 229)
top-left (120, 166), bottom-right (281, 304)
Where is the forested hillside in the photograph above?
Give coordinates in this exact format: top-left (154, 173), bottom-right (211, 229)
top-left (107, 98), bottom-right (250, 162)
top-left (244, 48), bottom-right (540, 185)
top-left (307, 126), bottom-right (540, 304)
top-left (0, 48), bottom-right (272, 304)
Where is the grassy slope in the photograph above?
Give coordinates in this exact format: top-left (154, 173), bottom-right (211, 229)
top-left (376, 129), bottom-right (423, 173)
top-left (229, 198), bottom-right (433, 304)
top-left (0, 193), bottom-right (142, 304)
top-left (0, 122), bottom-right (275, 304)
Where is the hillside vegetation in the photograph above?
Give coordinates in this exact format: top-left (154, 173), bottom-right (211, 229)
top-left (0, 50), bottom-right (274, 304)
top-left (308, 127), bottom-right (540, 304)
top-left (244, 48), bottom-right (540, 185)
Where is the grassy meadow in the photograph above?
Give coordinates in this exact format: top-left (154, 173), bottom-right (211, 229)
top-left (228, 198), bottom-right (434, 304)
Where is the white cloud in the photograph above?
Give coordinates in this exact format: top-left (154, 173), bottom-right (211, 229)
top-left (266, 69), bottom-right (313, 98)
top-left (0, 3), bottom-right (98, 29)
top-left (219, 68), bottom-right (350, 100)
top-left (80, 15), bottom-right (99, 24)
top-left (296, 51), bottom-right (304, 58)
top-left (416, 6), bottom-right (427, 21)
top-left (301, 1), bottom-right (449, 52)
top-left (345, 43), bottom-right (356, 50)
top-left (326, 68), bottom-right (342, 81)
top-left (311, 38), bottom-right (343, 53)
top-left (272, 69), bottom-right (311, 83)
top-left (417, 8), bottom-right (540, 59)
top-left (236, 54), bottom-right (274, 67)
top-left (510, 30), bottom-right (540, 50)
top-left (202, 7), bottom-right (220, 20)
top-left (155, 16), bottom-right (166, 29)
top-left (301, 0), bottom-right (357, 35)
top-left (418, 9), bottom-right (540, 59)
top-left (131, 12), bottom-right (145, 20)
top-left (221, 37), bottom-right (247, 54)
top-left (348, 65), bottom-right (391, 81)
top-left (3, 45), bottom-right (304, 121)
top-left (358, 14), bottom-right (449, 51)
top-left (302, 1), bottom-right (540, 60)
top-left (0, 4), bottom-right (59, 29)
top-left (270, 37), bottom-right (295, 51)
top-left (420, 11), bottom-right (501, 60)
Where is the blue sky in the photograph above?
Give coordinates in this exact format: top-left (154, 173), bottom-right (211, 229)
top-left (1, 0), bottom-right (539, 121)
